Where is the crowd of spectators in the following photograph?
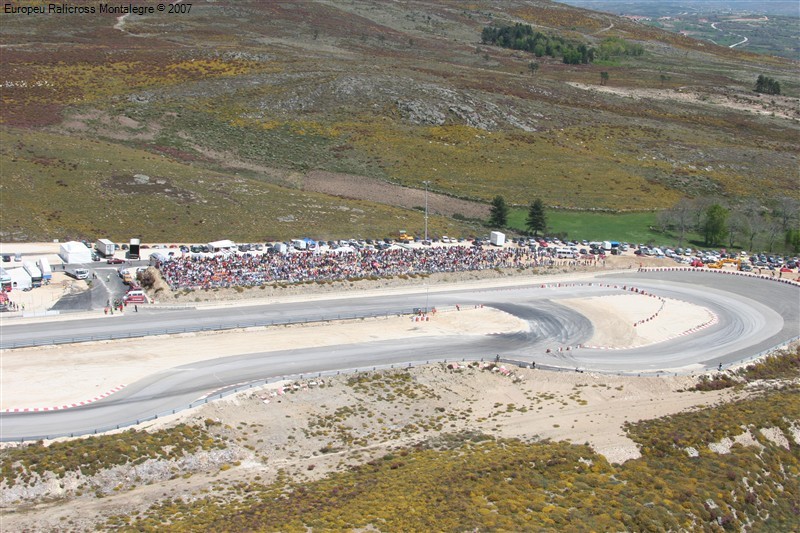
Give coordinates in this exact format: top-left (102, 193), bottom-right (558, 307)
top-left (157, 245), bottom-right (556, 290)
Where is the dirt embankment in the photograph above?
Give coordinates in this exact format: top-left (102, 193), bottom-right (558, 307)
top-left (0, 363), bottom-right (744, 533)
top-left (302, 171), bottom-right (489, 219)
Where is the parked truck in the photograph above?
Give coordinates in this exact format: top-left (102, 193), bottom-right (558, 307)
top-left (119, 268), bottom-right (135, 285)
top-left (128, 238), bottom-right (140, 260)
top-left (95, 238), bottom-right (116, 257)
top-left (23, 261), bottom-right (43, 287)
top-left (38, 257), bottom-right (52, 281)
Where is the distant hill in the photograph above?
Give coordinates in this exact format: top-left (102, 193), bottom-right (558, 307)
top-left (553, 0), bottom-right (800, 59)
top-left (554, 0), bottom-right (800, 17)
top-left (0, 0), bottom-right (797, 242)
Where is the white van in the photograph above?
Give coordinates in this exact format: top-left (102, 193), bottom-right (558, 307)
top-left (123, 290), bottom-right (148, 304)
top-left (555, 247), bottom-right (576, 259)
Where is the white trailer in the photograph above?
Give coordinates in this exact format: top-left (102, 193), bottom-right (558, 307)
top-left (291, 239), bottom-right (307, 250)
top-left (95, 238), bottom-right (116, 257)
top-left (23, 261), bottom-right (43, 287)
top-left (38, 257), bottom-right (52, 281)
top-left (490, 231), bottom-right (506, 246)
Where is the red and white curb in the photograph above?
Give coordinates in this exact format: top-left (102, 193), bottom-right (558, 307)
top-left (535, 281), bottom-right (721, 352)
top-left (638, 267), bottom-right (800, 287)
top-left (583, 309), bottom-right (719, 351)
top-left (3, 385), bottom-right (127, 413)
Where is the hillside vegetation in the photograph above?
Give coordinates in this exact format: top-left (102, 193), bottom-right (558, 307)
top-left (1, 347), bottom-right (798, 531)
top-left (1, 0), bottom-right (798, 242)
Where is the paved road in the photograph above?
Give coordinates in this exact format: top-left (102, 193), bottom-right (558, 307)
top-left (1, 271), bottom-right (797, 441)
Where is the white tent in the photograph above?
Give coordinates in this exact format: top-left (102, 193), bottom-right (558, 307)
top-left (208, 239), bottom-right (236, 252)
top-left (6, 267), bottom-right (32, 290)
top-left (59, 241), bottom-right (92, 264)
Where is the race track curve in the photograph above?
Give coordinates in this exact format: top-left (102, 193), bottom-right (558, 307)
top-left (1, 270), bottom-right (797, 441)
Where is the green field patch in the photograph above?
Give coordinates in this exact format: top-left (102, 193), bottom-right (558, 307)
top-left (507, 209), bottom-right (661, 243)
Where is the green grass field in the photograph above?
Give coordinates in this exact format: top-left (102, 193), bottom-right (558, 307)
top-left (507, 208), bottom-right (663, 243)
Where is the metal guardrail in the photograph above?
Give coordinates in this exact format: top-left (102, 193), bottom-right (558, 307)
top-left (1, 356), bottom-right (494, 442)
top-left (3, 335), bottom-right (799, 443)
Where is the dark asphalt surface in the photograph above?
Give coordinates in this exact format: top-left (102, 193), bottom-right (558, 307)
top-left (1, 270), bottom-right (797, 441)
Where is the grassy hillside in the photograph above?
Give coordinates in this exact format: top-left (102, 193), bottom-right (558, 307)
top-left (0, 128), bottom-right (476, 242)
top-left (108, 386), bottom-right (798, 531)
top-left (3, 348), bottom-right (797, 531)
top-left (1, 0), bottom-right (797, 241)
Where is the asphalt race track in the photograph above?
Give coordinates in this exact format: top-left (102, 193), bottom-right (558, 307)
top-left (1, 270), bottom-right (798, 441)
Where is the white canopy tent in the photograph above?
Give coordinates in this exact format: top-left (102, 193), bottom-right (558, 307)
top-left (59, 241), bottom-right (92, 264)
top-left (208, 239), bottom-right (237, 252)
top-left (6, 267), bottom-right (32, 290)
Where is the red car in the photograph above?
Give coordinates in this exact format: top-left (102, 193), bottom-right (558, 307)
top-left (107, 257), bottom-right (124, 264)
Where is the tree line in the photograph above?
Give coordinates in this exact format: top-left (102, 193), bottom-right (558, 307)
top-left (656, 196), bottom-right (799, 252)
top-left (481, 24), bottom-right (594, 65)
top-left (482, 24), bottom-right (644, 66)
top-left (485, 194), bottom-right (797, 253)
top-left (755, 75), bottom-right (781, 96)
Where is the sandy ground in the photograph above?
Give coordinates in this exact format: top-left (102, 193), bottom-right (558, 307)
top-left (567, 81), bottom-right (800, 121)
top-left (561, 293), bottom-right (714, 348)
top-left (0, 307), bottom-right (527, 410)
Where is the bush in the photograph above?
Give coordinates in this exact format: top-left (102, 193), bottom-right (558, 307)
top-left (738, 347), bottom-right (800, 381)
top-left (691, 373), bottom-right (738, 391)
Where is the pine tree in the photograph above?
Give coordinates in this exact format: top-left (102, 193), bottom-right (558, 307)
top-left (526, 198), bottom-right (547, 237)
top-left (703, 204), bottom-right (729, 246)
top-left (489, 195), bottom-right (509, 228)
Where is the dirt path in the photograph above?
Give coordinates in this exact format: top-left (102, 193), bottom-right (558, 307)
top-left (303, 170), bottom-right (489, 219)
